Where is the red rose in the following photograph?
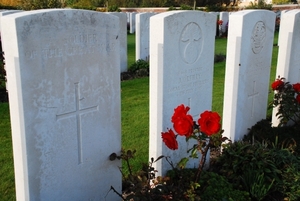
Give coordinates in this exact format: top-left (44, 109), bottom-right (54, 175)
top-left (293, 83), bottom-right (300, 93)
top-left (161, 129), bottom-right (178, 150)
top-left (271, 80), bottom-right (284, 90)
top-left (198, 111), bottom-right (221, 136)
top-left (171, 104), bottom-right (194, 137)
top-left (296, 94), bottom-right (300, 104)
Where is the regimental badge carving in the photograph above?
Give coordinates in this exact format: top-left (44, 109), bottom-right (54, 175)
top-left (179, 22), bottom-right (203, 64)
top-left (251, 21), bottom-right (266, 54)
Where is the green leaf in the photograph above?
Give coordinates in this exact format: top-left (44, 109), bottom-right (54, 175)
top-left (177, 157), bottom-right (189, 169)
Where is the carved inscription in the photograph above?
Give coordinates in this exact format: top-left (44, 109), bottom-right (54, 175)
top-left (25, 33), bottom-right (116, 60)
top-left (248, 81), bottom-right (259, 118)
top-left (179, 22), bottom-right (203, 64)
top-left (247, 55), bottom-right (266, 76)
top-left (168, 67), bottom-right (206, 96)
top-left (56, 83), bottom-right (99, 165)
top-left (251, 21), bottom-right (266, 54)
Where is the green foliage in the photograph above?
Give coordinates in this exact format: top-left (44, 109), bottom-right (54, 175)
top-left (214, 53), bottom-right (226, 63)
top-left (205, 4), bottom-right (224, 11)
top-left (0, 38), bottom-right (7, 103)
top-left (168, 6), bottom-right (177, 10)
top-left (0, 5), bottom-right (19, 9)
top-left (244, 119), bottom-right (300, 153)
top-left (241, 171), bottom-right (274, 201)
top-left (213, 140), bottom-right (300, 200)
top-left (19, 0), bottom-right (63, 10)
top-left (281, 164), bottom-right (300, 201)
top-left (70, 0), bottom-right (97, 10)
top-left (245, 0), bottom-right (272, 10)
top-left (108, 5), bottom-right (121, 12)
top-left (180, 4), bottom-right (193, 10)
top-left (0, 103), bottom-right (15, 200)
top-left (66, 0), bottom-right (104, 9)
top-left (114, 150), bottom-right (203, 200)
top-left (128, 59), bottom-right (149, 75)
top-left (198, 171), bottom-right (251, 201)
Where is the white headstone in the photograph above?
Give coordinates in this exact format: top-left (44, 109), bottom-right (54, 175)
top-left (272, 9), bottom-right (300, 126)
top-left (136, 12), bottom-right (155, 61)
top-left (0, 10), bottom-right (22, 92)
top-left (126, 12), bottom-right (130, 23)
top-left (0, 10), bottom-right (22, 32)
top-left (108, 12), bottom-right (128, 72)
top-left (129, 12), bottom-right (136, 34)
top-left (209, 12), bottom-right (218, 36)
top-left (2, 9), bottom-right (121, 200)
top-left (149, 11), bottom-right (216, 176)
top-left (219, 12), bottom-right (229, 34)
top-left (278, 10), bottom-right (290, 47)
top-left (222, 10), bottom-right (275, 141)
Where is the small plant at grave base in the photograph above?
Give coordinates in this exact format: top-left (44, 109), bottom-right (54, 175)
top-left (269, 76), bottom-right (300, 126)
top-left (161, 104), bottom-right (228, 182)
top-left (109, 105), bottom-right (229, 200)
top-left (109, 149), bottom-right (193, 200)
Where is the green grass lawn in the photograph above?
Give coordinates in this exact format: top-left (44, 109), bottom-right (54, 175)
top-left (0, 32), bottom-right (279, 200)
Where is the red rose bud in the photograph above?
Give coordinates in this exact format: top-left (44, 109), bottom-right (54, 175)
top-left (271, 80), bottom-right (284, 90)
top-left (296, 94), bottom-right (300, 104)
top-left (171, 104), bottom-right (194, 137)
top-left (198, 111), bottom-right (221, 136)
top-left (293, 83), bottom-right (300, 93)
top-left (161, 129), bottom-right (178, 150)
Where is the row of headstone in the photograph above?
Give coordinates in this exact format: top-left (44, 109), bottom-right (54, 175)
top-left (219, 11), bottom-right (229, 34)
top-left (135, 12), bottom-right (156, 61)
top-left (109, 12), bottom-right (128, 72)
top-left (135, 11), bottom-right (229, 61)
top-left (149, 9), bottom-right (276, 175)
top-left (3, 8), bottom-right (299, 200)
top-left (129, 12), bottom-right (136, 34)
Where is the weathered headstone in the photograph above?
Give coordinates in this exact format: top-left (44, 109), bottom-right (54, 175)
top-left (108, 12), bottom-right (128, 72)
top-left (2, 9), bottom-right (121, 200)
top-left (149, 11), bottom-right (216, 176)
top-left (222, 10), bottom-right (275, 141)
top-left (136, 12), bottom-right (155, 61)
top-left (129, 12), bottom-right (136, 34)
top-left (272, 9), bottom-right (300, 126)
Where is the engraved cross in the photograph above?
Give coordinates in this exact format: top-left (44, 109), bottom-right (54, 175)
top-left (188, 98), bottom-right (199, 120)
top-left (248, 81), bottom-right (259, 118)
top-left (56, 83), bottom-right (98, 164)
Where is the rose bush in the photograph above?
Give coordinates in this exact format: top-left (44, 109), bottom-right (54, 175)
top-left (161, 104), bottom-right (227, 181)
top-left (270, 76), bottom-right (300, 126)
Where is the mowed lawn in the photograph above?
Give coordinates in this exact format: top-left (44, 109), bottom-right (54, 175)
top-left (0, 32), bottom-right (279, 200)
